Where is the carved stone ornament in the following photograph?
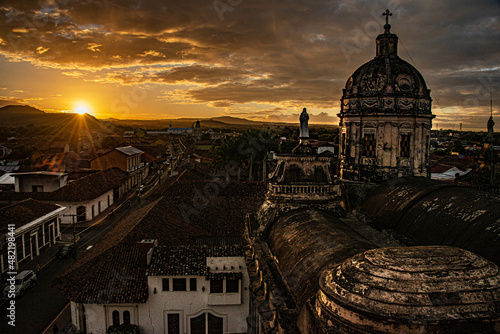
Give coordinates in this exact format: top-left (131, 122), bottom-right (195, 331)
top-left (396, 74), bottom-right (414, 92)
top-left (363, 99), bottom-right (379, 108)
top-left (399, 98), bottom-right (415, 109)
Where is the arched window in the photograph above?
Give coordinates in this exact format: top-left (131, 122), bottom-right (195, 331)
top-left (112, 310), bottom-right (119, 326)
top-left (190, 313), bottom-right (223, 334)
top-left (91, 205), bottom-right (95, 218)
top-left (123, 310), bottom-right (130, 325)
top-left (76, 206), bottom-right (86, 222)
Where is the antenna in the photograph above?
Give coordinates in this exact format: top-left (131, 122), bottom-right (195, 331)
top-left (491, 76), bottom-right (493, 118)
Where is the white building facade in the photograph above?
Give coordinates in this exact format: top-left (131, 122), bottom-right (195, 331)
top-left (69, 244), bottom-right (250, 334)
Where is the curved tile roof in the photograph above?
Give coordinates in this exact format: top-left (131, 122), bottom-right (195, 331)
top-left (361, 177), bottom-right (500, 266)
top-left (267, 209), bottom-right (375, 307)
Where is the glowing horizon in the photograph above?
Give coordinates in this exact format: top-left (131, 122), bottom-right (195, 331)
top-left (0, 1), bottom-right (498, 131)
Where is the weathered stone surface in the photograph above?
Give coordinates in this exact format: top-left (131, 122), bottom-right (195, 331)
top-left (362, 177), bottom-right (500, 266)
top-left (317, 246), bottom-right (500, 333)
top-left (266, 209), bottom-right (376, 307)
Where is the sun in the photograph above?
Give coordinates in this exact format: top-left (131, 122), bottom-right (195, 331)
top-left (74, 102), bottom-right (93, 115)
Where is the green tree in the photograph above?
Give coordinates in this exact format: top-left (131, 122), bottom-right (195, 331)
top-left (212, 129), bottom-right (278, 181)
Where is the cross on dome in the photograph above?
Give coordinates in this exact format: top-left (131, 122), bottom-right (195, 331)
top-left (383, 9), bottom-right (392, 33)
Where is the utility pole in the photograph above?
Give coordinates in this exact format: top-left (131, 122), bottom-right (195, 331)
top-left (63, 213), bottom-right (78, 259)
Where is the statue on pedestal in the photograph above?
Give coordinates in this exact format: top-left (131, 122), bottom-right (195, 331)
top-left (299, 108), bottom-right (309, 138)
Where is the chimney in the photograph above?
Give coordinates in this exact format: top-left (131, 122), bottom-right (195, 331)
top-left (137, 239), bottom-right (157, 266)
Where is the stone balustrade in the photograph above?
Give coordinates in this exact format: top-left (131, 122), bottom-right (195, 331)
top-left (269, 183), bottom-right (337, 195)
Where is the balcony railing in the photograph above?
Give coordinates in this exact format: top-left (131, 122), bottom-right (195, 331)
top-left (268, 184), bottom-right (337, 195)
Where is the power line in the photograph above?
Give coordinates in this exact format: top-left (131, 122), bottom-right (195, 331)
top-left (398, 34), bottom-right (455, 130)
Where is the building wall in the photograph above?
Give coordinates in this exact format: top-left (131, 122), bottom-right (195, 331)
top-left (91, 150), bottom-right (127, 171)
top-left (58, 190), bottom-right (114, 225)
top-left (82, 304), bottom-right (107, 334)
top-left (15, 174), bottom-right (67, 192)
top-left (78, 256), bottom-right (249, 334)
top-left (144, 259), bottom-right (249, 333)
top-left (339, 116), bottom-right (432, 182)
top-left (91, 150), bottom-right (146, 190)
top-left (1, 211), bottom-right (62, 273)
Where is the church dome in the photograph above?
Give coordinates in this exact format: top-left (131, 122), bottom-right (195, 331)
top-left (340, 17), bottom-right (432, 115)
top-left (316, 246), bottom-right (500, 333)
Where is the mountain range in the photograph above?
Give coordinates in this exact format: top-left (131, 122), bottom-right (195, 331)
top-left (0, 105), bottom-right (337, 130)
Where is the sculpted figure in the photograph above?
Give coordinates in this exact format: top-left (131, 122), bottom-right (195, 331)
top-left (299, 108), bottom-right (309, 138)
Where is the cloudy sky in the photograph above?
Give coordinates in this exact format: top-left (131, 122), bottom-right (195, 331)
top-left (0, 0), bottom-right (498, 130)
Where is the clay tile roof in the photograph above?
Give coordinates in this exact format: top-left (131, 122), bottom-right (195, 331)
top-left (56, 243), bottom-right (148, 304)
top-left (0, 198), bottom-right (62, 228)
top-left (39, 168), bottom-right (128, 202)
top-left (116, 146), bottom-right (143, 156)
top-left (54, 200), bottom-right (159, 304)
top-left (147, 244), bottom-right (243, 276)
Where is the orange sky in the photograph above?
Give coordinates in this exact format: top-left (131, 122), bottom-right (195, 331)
top-left (0, 0), bottom-right (499, 129)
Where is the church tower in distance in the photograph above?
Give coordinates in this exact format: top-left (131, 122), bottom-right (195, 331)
top-left (338, 10), bottom-right (435, 183)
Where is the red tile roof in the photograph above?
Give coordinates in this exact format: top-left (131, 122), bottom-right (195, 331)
top-left (0, 198), bottom-right (61, 228)
top-left (147, 244), bottom-right (243, 276)
top-left (0, 168), bottom-right (128, 202)
top-left (56, 243), bottom-right (148, 304)
top-left (54, 175), bottom-right (265, 304)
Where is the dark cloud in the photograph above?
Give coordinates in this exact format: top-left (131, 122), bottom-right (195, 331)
top-left (0, 0), bottom-right (499, 129)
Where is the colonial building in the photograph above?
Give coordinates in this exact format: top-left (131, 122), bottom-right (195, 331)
top-left (13, 171), bottom-right (68, 193)
top-left (55, 175), bottom-right (266, 334)
top-left (0, 168), bottom-right (128, 224)
top-left (0, 199), bottom-right (65, 273)
top-left (338, 10), bottom-right (434, 182)
top-left (90, 146), bottom-right (148, 189)
top-left (67, 241), bottom-right (249, 334)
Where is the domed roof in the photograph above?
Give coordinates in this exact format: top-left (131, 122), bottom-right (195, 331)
top-left (317, 246), bottom-right (500, 333)
top-left (340, 20), bottom-right (432, 116)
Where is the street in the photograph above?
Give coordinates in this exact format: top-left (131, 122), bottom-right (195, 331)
top-left (0, 191), bottom-right (149, 334)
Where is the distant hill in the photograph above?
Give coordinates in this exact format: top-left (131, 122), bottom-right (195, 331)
top-left (0, 105), bottom-right (106, 130)
top-left (104, 116), bottom-right (265, 130)
top-left (209, 116), bottom-right (263, 125)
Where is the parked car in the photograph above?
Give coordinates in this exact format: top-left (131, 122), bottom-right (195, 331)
top-left (3, 270), bottom-right (37, 297)
top-left (57, 244), bottom-right (76, 259)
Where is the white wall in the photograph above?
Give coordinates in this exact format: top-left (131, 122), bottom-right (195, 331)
top-left (141, 256), bottom-right (249, 334)
top-left (83, 304), bottom-right (107, 334)
top-left (59, 190), bottom-right (114, 225)
top-left (15, 174), bottom-right (67, 192)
